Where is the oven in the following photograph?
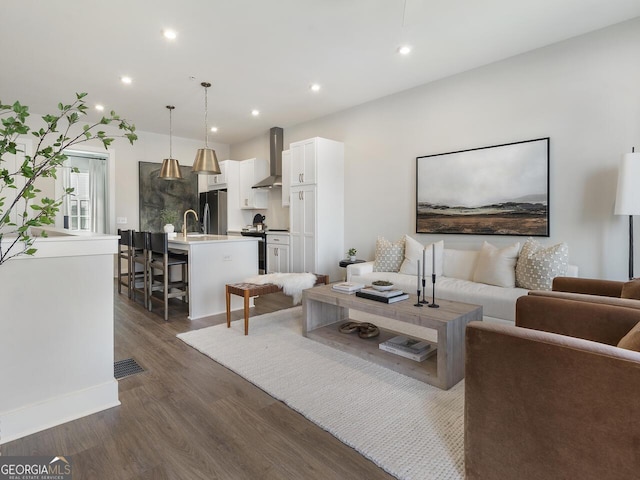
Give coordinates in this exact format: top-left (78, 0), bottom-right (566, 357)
top-left (240, 230), bottom-right (267, 274)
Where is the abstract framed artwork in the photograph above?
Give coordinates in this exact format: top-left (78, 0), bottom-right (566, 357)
top-left (416, 138), bottom-right (549, 236)
top-left (138, 161), bottom-right (198, 233)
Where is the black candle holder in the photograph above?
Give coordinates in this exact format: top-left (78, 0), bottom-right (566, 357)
top-left (414, 289), bottom-right (423, 307)
top-left (428, 273), bottom-right (439, 308)
top-left (420, 278), bottom-right (429, 304)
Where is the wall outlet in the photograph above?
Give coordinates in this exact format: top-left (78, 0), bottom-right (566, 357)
top-left (223, 255), bottom-right (232, 261)
top-left (116, 217), bottom-right (127, 224)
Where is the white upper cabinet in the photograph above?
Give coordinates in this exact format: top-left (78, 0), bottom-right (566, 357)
top-left (239, 158), bottom-right (269, 209)
top-left (290, 138), bottom-right (317, 186)
top-left (207, 159), bottom-right (229, 188)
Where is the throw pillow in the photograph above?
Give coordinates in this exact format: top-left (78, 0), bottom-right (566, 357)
top-left (373, 236), bottom-right (405, 272)
top-left (473, 241), bottom-right (520, 288)
top-left (443, 249), bottom-right (479, 281)
top-left (621, 279), bottom-right (640, 300)
top-left (515, 238), bottom-right (569, 290)
top-left (399, 236), bottom-right (444, 276)
top-left (617, 321), bottom-right (640, 352)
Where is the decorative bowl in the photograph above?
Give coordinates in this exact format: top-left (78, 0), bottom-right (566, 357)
top-left (371, 281), bottom-right (394, 291)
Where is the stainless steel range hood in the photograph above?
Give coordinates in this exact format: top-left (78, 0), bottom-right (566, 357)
top-left (252, 127), bottom-right (283, 189)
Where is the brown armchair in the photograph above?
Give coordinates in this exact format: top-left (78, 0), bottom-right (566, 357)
top-left (551, 275), bottom-right (640, 300)
top-left (464, 281), bottom-right (640, 480)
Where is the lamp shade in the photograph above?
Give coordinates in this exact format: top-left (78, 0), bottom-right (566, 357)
top-left (159, 158), bottom-right (182, 180)
top-left (615, 152), bottom-right (640, 215)
top-left (193, 148), bottom-right (221, 175)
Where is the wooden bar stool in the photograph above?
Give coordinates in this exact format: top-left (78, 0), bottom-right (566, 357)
top-left (131, 231), bottom-right (150, 308)
top-left (117, 229), bottom-right (134, 297)
top-left (148, 232), bottom-right (188, 321)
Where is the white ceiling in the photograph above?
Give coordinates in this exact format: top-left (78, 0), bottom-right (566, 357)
top-left (3, 0), bottom-right (640, 145)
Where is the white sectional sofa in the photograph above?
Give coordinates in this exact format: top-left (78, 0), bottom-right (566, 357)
top-left (347, 241), bottom-right (578, 324)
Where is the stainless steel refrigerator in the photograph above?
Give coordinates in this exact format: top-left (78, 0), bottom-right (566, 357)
top-left (199, 190), bottom-right (228, 235)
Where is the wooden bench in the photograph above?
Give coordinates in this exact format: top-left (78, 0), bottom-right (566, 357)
top-left (225, 274), bottom-right (329, 335)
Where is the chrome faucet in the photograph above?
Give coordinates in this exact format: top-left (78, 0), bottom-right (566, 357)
top-left (183, 209), bottom-right (199, 238)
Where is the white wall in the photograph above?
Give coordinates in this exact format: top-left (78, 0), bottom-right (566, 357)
top-left (110, 131), bottom-right (230, 232)
top-left (230, 135), bottom-right (291, 230)
top-left (231, 17), bottom-right (640, 280)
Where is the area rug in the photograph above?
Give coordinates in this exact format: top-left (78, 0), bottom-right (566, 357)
top-left (177, 307), bottom-right (464, 480)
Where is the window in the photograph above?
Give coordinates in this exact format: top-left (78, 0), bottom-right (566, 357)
top-left (68, 171), bottom-right (91, 231)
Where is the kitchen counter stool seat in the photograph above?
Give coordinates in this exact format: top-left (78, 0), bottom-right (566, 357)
top-left (148, 232), bottom-right (188, 320)
top-left (131, 231), bottom-right (150, 308)
top-left (117, 229), bottom-right (134, 297)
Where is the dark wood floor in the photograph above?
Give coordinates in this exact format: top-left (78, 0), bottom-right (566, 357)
top-left (2, 285), bottom-right (394, 480)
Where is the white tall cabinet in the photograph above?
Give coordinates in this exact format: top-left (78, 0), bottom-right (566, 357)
top-left (289, 137), bottom-right (344, 282)
top-left (281, 149), bottom-right (291, 207)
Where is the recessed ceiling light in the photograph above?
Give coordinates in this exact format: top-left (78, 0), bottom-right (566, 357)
top-left (310, 83), bottom-right (321, 92)
top-left (210, 126), bottom-right (218, 133)
top-left (397, 45), bottom-right (412, 55)
top-left (162, 29), bottom-right (177, 40)
top-left (95, 104), bottom-right (105, 111)
top-left (121, 76), bottom-right (132, 85)
top-left (251, 109), bottom-right (260, 117)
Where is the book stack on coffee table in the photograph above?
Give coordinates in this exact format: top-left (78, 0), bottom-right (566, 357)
top-left (379, 335), bottom-right (435, 362)
top-left (331, 282), bottom-right (365, 294)
top-left (355, 287), bottom-right (409, 303)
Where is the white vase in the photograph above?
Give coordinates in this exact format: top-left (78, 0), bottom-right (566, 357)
top-left (349, 255), bottom-right (357, 262)
top-left (163, 224), bottom-right (175, 233)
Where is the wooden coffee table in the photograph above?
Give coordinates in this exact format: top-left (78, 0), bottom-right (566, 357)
top-left (302, 284), bottom-right (482, 390)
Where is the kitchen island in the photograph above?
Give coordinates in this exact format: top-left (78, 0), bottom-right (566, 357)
top-left (168, 234), bottom-right (259, 319)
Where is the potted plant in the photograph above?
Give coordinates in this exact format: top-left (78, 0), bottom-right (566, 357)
top-left (347, 247), bottom-right (357, 262)
top-left (0, 93), bottom-right (137, 266)
top-left (160, 208), bottom-right (178, 233)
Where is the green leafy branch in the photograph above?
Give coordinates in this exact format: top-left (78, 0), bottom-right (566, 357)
top-left (0, 93), bottom-right (137, 265)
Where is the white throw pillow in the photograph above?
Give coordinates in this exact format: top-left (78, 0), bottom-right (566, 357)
top-left (443, 249), bottom-right (479, 281)
top-left (473, 241), bottom-right (521, 288)
top-left (373, 236), bottom-right (405, 272)
top-left (399, 235), bottom-right (444, 276)
top-left (516, 238), bottom-right (569, 290)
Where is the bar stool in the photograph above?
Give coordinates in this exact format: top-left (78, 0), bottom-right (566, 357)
top-left (131, 231), bottom-right (150, 308)
top-left (117, 229), bottom-right (134, 297)
top-left (148, 232), bottom-right (188, 320)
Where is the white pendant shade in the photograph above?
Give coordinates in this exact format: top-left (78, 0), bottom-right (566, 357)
top-left (614, 152), bottom-right (640, 215)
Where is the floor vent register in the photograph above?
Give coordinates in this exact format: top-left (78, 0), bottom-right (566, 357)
top-left (114, 358), bottom-right (145, 380)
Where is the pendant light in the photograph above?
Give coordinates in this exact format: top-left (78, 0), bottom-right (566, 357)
top-left (159, 105), bottom-right (183, 180)
top-left (193, 82), bottom-right (221, 174)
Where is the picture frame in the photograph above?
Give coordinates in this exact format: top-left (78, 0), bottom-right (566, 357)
top-left (416, 138), bottom-right (549, 236)
top-left (138, 161), bottom-right (199, 233)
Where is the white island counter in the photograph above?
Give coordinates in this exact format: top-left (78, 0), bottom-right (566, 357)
top-left (168, 234), bottom-right (258, 319)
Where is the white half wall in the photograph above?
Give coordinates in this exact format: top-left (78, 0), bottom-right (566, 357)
top-left (0, 232), bottom-right (120, 444)
top-left (231, 17), bottom-right (640, 280)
